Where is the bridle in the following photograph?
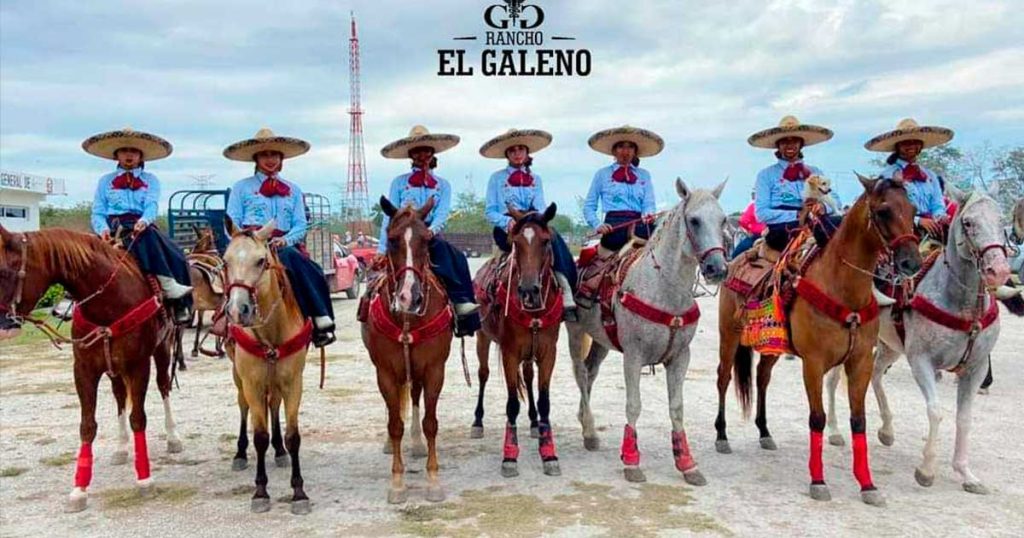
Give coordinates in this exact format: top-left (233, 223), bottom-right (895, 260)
top-left (382, 225), bottom-right (440, 318)
top-left (649, 204), bottom-right (726, 273)
top-left (0, 233), bottom-right (29, 324)
top-left (505, 222), bottom-right (555, 314)
top-left (222, 240), bottom-right (285, 329)
top-left (945, 194), bottom-right (1008, 291)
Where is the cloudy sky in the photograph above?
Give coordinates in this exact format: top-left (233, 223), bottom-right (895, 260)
top-left (2, 0), bottom-right (1022, 218)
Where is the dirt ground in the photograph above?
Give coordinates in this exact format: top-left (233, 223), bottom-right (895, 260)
top-left (2, 258), bottom-right (1023, 537)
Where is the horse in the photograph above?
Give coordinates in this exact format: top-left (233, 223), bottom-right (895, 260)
top-left (825, 186), bottom-right (1011, 495)
top-left (172, 226), bottom-right (226, 368)
top-left (717, 175), bottom-right (921, 506)
top-left (567, 178), bottom-right (729, 485)
top-left (221, 218), bottom-right (314, 515)
top-left (472, 203), bottom-right (564, 478)
top-left (0, 225), bottom-right (183, 513)
top-left (362, 196), bottom-right (453, 504)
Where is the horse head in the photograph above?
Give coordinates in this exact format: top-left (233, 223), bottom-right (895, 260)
top-left (945, 185), bottom-right (1011, 288)
top-left (507, 203), bottom-right (557, 310)
top-left (380, 195), bottom-right (435, 315)
top-left (670, 177), bottom-right (729, 283)
top-left (222, 216), bottom-right (279, 327)
top-left (192, 225), bottom-right (216, 254)
top-left (855, 173), bottom-right (922, 276)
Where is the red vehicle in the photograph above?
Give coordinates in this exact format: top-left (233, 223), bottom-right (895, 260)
top-left (330, 241), bottom-right (363, 299)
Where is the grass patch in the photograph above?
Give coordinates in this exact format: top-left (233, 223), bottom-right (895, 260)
top-left (324, 387), bottom-right (361, 401)
top-left (34, 436), bottom-right (57, 446)
top-left (3, 381), bottom-right (75, 396)
top-left (40, 451), bottom-right (76, 467)
top-left (100, 484), bottom-right (197, 510)
top-left (1, 467), bottom-right (29, 477)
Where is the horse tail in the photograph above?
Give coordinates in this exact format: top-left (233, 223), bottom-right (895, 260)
top-left (734, 345), bottom-right (753, 419)
top-left (517, 368), bottom-right (527, 403)
top-left (1000, 292), bottom-right (1024, 317)
top-left (400, 382), bottom-right (412, 420)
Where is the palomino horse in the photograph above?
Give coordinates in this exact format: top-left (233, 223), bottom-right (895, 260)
top-left (825, 187), bottom-right (1011, 494)
top-left (567, 178), bottom-right (729, 485)
top-left (0, 226), bottom-right (183, 513)
top-left (473, 204), bottom-right (564, 477)
top-left (718, 176), bottom-right (921, 506)
top-left (222, 219), bottom-right (314, 514)
top-left (363, 196), bottom-right (452, 504)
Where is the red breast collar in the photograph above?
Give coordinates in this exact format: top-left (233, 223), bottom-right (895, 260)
top-left (910, 294), bottom-right (999, 333)
top-left (368, 295), bottom-right (452, 344)
top-left (794, 277), bottom-right (879, 328)
top-left (73, 295), bottom-right (163, 338)
top-left (229, 319), bottom-right (313, 361)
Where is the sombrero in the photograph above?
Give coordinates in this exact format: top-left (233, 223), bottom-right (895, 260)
top-left (81, 127), bottom-right (173, 161)
top-left (381, 125), bottom-right (460, 159)
top-left (864, 118), bottom-right (954, 152)
top-left (588, 125), bottom-right (664, 158)
top-left (223, 128), bottom-right (310, 161)
top-left (479, 129), bottom-right (552, 159)
top-left (747, 116), bottom-right (833, 149)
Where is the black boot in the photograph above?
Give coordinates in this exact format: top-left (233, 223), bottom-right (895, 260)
top-left (173, 303), bottom-right (192, 325)
top-left (313, 330), bottom-right (336, 348)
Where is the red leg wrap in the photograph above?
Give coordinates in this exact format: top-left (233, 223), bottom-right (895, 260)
top-left (538, 424), bottom-right (558, 461)
top-left (621, 424), bottom-right (640, 466)
top-left (852, 432), bottom-right (874, 490)
top-left (671, 431), bottom-right (697, 472)
top-left (503, 424), bottom-right (519, 461)
top-left (74, 442), bottom-right (94, 489)
top-left (133, 431), bottom-right (151, 481)
top-left (809, 431), bottom-right (824, 483)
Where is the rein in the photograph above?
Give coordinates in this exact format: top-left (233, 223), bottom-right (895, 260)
top-left (495, 233), bottom-right (562, 364)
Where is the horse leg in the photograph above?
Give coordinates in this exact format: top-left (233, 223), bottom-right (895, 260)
top-left (571, 329), bottom-right (607, 451)
top-left (191, 311), bottom-right (203, 358)
top-left (802, 358), bottom-right (831, 501)
top-left (127, 360), bottom-right (154, 497)
top-left (666, 349), bottom-right (705, 486)
top-left (536, 348), bottom-right (560, 477)
top-left (66, 365), bottom-right (102, 513)
top-left (381, 383), bottom-right (411, 455)
top-left (953, 363), bottom-right (989, 494)
top-left (247, 381), bottom-right (272, 513)
top-left (523, 361), bottom-right (540, 438)
top-left (501, 349), bottom-right (522, 478)
top-left (173, 326), bottom-right (187, 371)
top-left (270, 396), bottom-right (289, 467)
top-left (231, 365), bottom-right (250, 471)
top-left (471, 334), bottom-right (491, 438)
top-left (714, 327), bottom-right (739, 454)
top-left (423, 360), bottom-right (446, 502)
top-left (110, 377), bottom-right (130, 465)
top-left (153, 339), bottom-right (183, 454)
top-left (755, 353), bottom-right (780, 450)
top-left (825, 366), bottom-right (845, 446)
top-left (409, 381), bottom-right (428, 459)
top-left (845, 353), bottom-right (886, 507)
top-left (281, 372), bottom-right (311, 514)
top-left (383, 378), bottom-right (407, 504)
top-left (621, 356), bottom-right (645, 483)
top-left (873, 344), bottom-right (901, 447)
top-left (908, 353), bottom-right (942, 488)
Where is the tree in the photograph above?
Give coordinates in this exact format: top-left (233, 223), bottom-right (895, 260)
top-left (993, 147), bottom-right (1024, 216)
top-left (445, 191), bottom-right (491, 233)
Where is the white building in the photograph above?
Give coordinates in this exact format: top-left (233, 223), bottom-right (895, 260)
top-left (0, 170), bottom-right (67, 231)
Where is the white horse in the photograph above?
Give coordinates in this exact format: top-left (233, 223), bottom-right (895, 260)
top-left (826, 187), bottom-right (1011, 494)
top-left (567, 178), bottom-right (729, 485)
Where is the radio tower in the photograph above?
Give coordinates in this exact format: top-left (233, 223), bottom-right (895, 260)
top-left (343, 12), bottom-right (370, 234)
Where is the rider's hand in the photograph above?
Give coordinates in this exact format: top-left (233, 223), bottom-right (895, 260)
top-left (425, 228), bottom-right (435, 240)
top-left (596, 224), bottom-right (613, 235)
top-left (100, 229), bottom-right (112, 242)
top-left (269, 237), bottom-right (287, 249)
top-left (919, 217), bottom-right (941, 237)
top-left (506, 220), bottom-right (516, 232)
top-left (133, 220), bottom-right (148, 234)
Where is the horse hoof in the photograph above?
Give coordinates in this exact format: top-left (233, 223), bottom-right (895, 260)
top-left (543, 461), bottom-right (562, 477)
top-left (382, 443), bottom-right (393, 455)
top-left (110, 450), bottom-right (129, 466)
top-left (387, 488), bottom-right (407, 504)
top-left (275, 455), bottom-right (290, 468)
top-left (232, 458), bottom-right (248, 472)
top-left (759, 437), bottom-right (778, 451)
top-left (530, 427), bottom-right (540, 439)
top-left (426, 486), bottom-right (446, 503)
top-left (683, 470), bottom-right (707, 487)
top-left (715, 440), bottom-right (732, 454)
top-left (190, 351), bottom-right (199, 358)
top-left (914, 468), bottom-right (934, 487)
top-left (290, 499), bottom-right (312, 515)
top-left (809, 484), bottom-right (832, 501)
top-left (963, 482), bottom-right (990, 495)
top-left (167, 439), bottom-right (184, 454)
top-left (501, 461), bottom-right (519, 478)
top-left (64, 493), bottom-right (88, 513)
top-left (977, 388), bottom-right (989, 395)
top-left (178, 362), bottom-right (188, 371)
top-left (251, 497), bottom-right (272, 513)
top-left (137, 482), bottom-right (154, 498)
top-left (623, 467), bottom-right (646, 483)
top-left (470, 426), bottom-right (484, 439)
top-left (583, 437), bottom-right (601, 451)
top-left (828, 434), bottom-right (845, 447)
top-left (878, 431), bottom-right (894, 447)
top-left (861, 489), bottom-right (886, 507)
top-left (411, 444), bottom-right (428, 459)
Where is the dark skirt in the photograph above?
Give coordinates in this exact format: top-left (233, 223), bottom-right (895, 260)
top-left (277, 246), bottom-right (335, 321)
top-left (492, 226), bottom-right (578, 292)
top-left (600, 211), bottom-right (655, 252)
top-left (429, 236), bottom-right (481, 334)
top-left (107, 214), bottom-right (190, 287)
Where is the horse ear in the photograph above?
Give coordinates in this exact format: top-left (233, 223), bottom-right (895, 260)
top-left (224, 215), bottom-right (238, 237)
top-left (855, 171), bottom-right (878, 193)
top-left (507, 203), bottom-right (527, 223)
top-left (946, 182), bottom-right (969, 206)
top-left (675, 177), bottom-right (691, 201)
top-left (711, 177), bottom-right (728, 200)
top-left (418, 196), bottom-right (437, 221)
top-left (380, 196), bottom-right (398, 218)
top-left (255, 219), bottom-right (277, 241)
top-left (542, 202), bottom-right (558, 224)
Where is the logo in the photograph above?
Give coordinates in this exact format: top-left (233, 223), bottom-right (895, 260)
top-left (438, 1), bottom-right (592, 77)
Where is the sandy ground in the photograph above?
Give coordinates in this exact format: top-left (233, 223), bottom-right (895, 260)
top-left (2, 258), bottom-right (1023, 537)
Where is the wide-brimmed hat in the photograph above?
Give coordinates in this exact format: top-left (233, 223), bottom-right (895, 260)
top-left (588, 125), bottom-right (664, 158)
top-left (381, 125), bottom-right (460, 159)
top-left (479, 129), bottom-right (552, 159)
top-left (81, 127), bottom-right (173, 161)
top-left (864, 118), bottom-right (954, 152)
top-left (747, 116), bottom-right (833, 149)
top-left (223, 128), bottom-right (310, 162)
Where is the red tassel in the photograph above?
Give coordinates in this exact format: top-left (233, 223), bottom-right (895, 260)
top-left (809, 431), bottom-right (824, 483)
top-left (74, 443), bottom-right (94, 489)
top-left (852, 432), bottom-right (874, 490)
top-left (133, 431), bottom-right (151, 481)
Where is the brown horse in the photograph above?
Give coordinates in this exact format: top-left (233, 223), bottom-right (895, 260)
top-left (184, 226), bottom-right (226, 360)
top-left (0, 225), bottom-right (182, 513)
top-left (362, 196), bottom-right (452, 504)
top-left (221, 219), bottom-right (313, 515)
top-left (715, 176), bottom-right (921, 506)
top-left (473, 204), bottom-right (563, 477)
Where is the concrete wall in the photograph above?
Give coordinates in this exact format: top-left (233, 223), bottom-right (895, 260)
top-left (0, 189), bottom-right (45, 231)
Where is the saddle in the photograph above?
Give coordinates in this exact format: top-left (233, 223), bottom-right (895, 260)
top-left (723, 240), bottom-right (780, 300)
top-left (188, 253), bottom-right (225, 295)
top-left (576, 245), bottom-right (647, 351)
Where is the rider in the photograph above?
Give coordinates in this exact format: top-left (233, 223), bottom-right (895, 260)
top-left (84, 127), bottom-right (193, 323)
top-left (749, 116), bottom-right (838, 252)
top-left (481, 128), bottom-right (578, 321)
top-left (377, 125), bottom-right (480, 337)
top-left (224, 128), bottom-right (336, 348)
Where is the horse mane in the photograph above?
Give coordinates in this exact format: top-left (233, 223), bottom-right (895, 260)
top-left (647, 188), bottom-right (717, 246)
top-left (26, 229), bottom-right (142, 280)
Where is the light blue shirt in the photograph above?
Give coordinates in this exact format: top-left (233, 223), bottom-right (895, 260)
top-left (753, 159), bottom-right (839, 225)
top-left (583, 163), bottom-right (656, 230)
top-left (485, 166), bottom-right (546, 229)
top-left (880, 159), bottom-right (945, 218)
top-left (91, 167), bottom-right (160, 234)
top-left (377, 168), bottom-right (452, 253)
top-left (226, 172), bottom-right (307, 247)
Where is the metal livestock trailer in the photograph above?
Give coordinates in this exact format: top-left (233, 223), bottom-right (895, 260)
top-left (167, 189), bottom-right (231, 253)
top-left (302, 192), bottom-right (335, 281)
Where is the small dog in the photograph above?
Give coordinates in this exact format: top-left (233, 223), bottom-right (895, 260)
top-left (803, 175), bottom-right (840, 214)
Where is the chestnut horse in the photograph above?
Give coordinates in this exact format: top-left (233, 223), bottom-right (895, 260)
top-left (473, 204), bottom-right (564, 478)
top-left (362, 196), bottom-right (452, 504)
top-left (715, 176), bottom-right (921, 506)
top-left (222, 219), bottom-right (313, 515)
top-left (0, 226), bottom-right (182, 513)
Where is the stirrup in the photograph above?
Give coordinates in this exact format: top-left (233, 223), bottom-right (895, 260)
top-left (313, 330), bottom-right (336, 348)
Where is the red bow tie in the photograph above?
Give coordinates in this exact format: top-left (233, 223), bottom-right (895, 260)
top-left (259, 177), bottom-right (291, 197)
top-left (782, 163), bottom-right (811, 181)
top-left (111, 172), bottom-right (147, 191)
top-left (408, 170), bottom-right (437, 188)
top-left (902, 164), bottom-right (927, 182)
top-left (612, 166), bottom-right (637, 184)
top-left (508, 170), bottom-right (534, 187)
